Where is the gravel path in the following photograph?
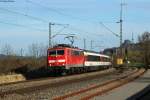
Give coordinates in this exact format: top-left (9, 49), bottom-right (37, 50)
top-left (0, 68), bottom-right (134, 100)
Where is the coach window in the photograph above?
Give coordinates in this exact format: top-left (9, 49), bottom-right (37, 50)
top-left (80, 51), bottom-right (84, 56)
top-left (71, 50), bottom-right (75, 55)
top-left (104, 58), bottom-right (106, 61)
top-left (87, 55), bottom-right (100, 61)
top-left (96, 56), bottom-right (100, 61)
top-left (71, 50), bottom-right (80, 56)
top-left (103, 58), bottom-right (105, 62)
top-left (100, 57), bottom-right (103, 61)
top-left (106, 58), bottom-right (109, 62)
top-left (105, 58), bottom-right (108, 62)
top-left (75, 51), bottom-right (80, 56)
top-left (107, 58), bottom-right (110, 62)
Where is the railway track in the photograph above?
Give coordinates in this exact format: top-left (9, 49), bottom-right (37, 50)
top-left (0, 68), bottom-right (115, 98)
top-left (0, 68), bottom-right (114, 87)
top-left (53, 68), bottom-right (145, 100)
top-left (0, 68), bottom-right (141, 100)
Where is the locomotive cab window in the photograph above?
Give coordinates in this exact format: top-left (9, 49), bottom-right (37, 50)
top-left (57, 50), bottom-right (64, 55)
top-left (49, 50), bottom-right (56, 56)
top-left (49, 50), bottom-right (64, 56)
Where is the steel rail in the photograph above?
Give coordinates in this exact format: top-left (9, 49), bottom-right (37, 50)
top-left (52, 69), bottom-right (145, 100)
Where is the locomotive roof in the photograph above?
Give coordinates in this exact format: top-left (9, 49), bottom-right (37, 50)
top-left (53, 44), bottom-right (79, 49)
top-left (48, 44), bottom-right (81, 50)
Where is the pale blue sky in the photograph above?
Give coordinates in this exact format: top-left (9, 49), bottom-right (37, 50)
top-left (0, 0), bottom-right (150, 53)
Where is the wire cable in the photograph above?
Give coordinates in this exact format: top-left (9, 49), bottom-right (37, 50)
top-left (0, 20), bottom-right (47, 31)
top-left (26, 0), bottom-right (99, 24)
top-left (99, 22), bottom-right (120, 37)
top-left (0, 7), bottom-right (47, 23)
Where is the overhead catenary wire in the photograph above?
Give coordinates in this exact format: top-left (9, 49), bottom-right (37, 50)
top-left (0, 6), bottom-right (71, 27)
top-left (0, 1), bottom-right (117, 46)
top-left (99, 22), bottom-right (120, 37)
top-left (0, 1), bottom-right (114, 37)
top-left (26, 0), bottom-right (120, 25)
top-left (68, 25), bottom-right (102, 37)
top-left (0, 7), bottom-right (69, 32)
top-left (0, 20), bottom-right (47, 31)
top-left (0, 7), bottom-right (47, 23)
top-left (0, 0), bottom-right (15, 2)
top-left (0, 6), bottom-right (94, 39)
top-left (26, 0), bottom-right (100, 24)
top-left (53, 25), bottom-right (69, 35)
top-left (65, 26), bottom-right (104, 46)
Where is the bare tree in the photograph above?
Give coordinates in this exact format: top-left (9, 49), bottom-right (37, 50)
top-left (38, 43), bottom-right (48, 57)
top-left (20, 48), bottom-right (24, 56)
top-left (138, 32), bottom-right (150, 68)
top-left (28, 43), bottom-right (39, 57)
top-left (28, 43), bottom-right (48, 57)
top-left (1, 44), bottom-right (14, 55)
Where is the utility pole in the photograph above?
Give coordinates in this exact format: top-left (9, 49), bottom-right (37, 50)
top-left (49, 22), bottom-right (69, 48)
top-left (84, 38), bottom-right (86, 50)
top-left (114, 2), bottom-right (127, 67)
top-left (118, 2), bottom-right (126, 57)
top-left (49, 22), bottom-right (55, 48)
top-left (49, 23), bottom-right (51, 48)
top-left (20, 48), bottom-right (23, 56)
top-left (91, 40), bottom-right (93, 50)
top-left (119, 3), bottom-right (123, 57)
top-left (132, 32), bottom-right (134, 43)
top-left (120, 3), bottom-right (123, 47)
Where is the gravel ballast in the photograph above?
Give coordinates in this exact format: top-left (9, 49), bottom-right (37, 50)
top-left (0, 68), bottom-right (134, 100)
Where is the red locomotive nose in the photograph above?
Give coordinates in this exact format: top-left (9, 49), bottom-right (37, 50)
top-left (48, 59), bottom-right (66, 66)
top-left (48, 49), bottom-right (66, 67)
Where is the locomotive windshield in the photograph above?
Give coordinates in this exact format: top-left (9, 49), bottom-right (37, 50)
top-left (57, 50), bottom-right (64, 55)
top-left (49, 50), bottom-right (56, 56)
top-left (49, 50), bottom-right (64, 56)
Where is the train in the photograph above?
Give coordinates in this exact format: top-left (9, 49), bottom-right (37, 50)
top-left (47, 44), bottom-right (112, 74)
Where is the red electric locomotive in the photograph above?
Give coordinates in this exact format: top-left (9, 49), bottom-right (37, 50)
top-left (47, 44), bottom-right (111, 74)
